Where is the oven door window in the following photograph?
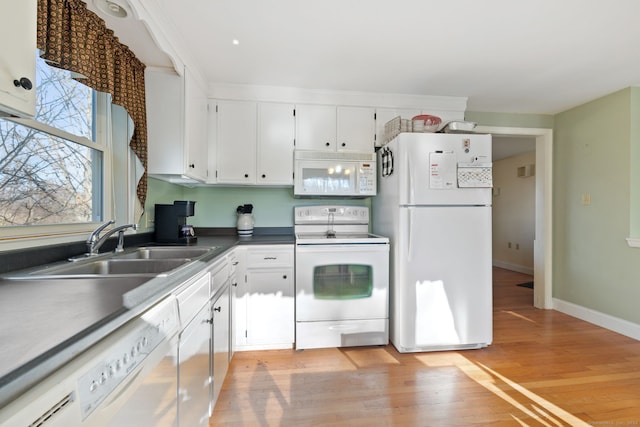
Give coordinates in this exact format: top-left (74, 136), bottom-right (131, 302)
top-left (313, 264), bottom-right (372, 299)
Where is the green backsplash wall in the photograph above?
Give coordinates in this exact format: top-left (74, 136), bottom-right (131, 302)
top-left (146, 179), bottom-right (370, 229)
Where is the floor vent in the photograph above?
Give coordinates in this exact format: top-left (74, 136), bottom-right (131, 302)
top-left (29, 392), bottom-right (75, 427)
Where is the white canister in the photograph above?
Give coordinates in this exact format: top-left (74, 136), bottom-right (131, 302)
top-left (236, 213), bottom-right (255, 235)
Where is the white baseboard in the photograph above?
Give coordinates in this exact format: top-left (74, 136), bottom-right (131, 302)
top-left (553, 298), bottom-right (640, 341)
top-left (492, 260), bottom-right (534, 276)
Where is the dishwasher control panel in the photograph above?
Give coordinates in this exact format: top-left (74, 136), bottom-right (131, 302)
top-left (77, 297), bottom-right (179, 420)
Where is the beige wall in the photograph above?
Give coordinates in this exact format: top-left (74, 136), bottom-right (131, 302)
top-left (492, 151), bottom-right (536, 274)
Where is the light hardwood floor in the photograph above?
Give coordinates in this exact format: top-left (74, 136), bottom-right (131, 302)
top-left (210, 268), bottom-right (640, 426)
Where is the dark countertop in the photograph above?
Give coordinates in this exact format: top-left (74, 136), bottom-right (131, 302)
top-left (0, 228), bottom-right (294, 408)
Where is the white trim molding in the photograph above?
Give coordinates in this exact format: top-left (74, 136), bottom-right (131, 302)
top-left (553, 298), bottom-right (640, 341)
top-left (626, 237), bottom-right (640, 248)
top-left (475, 126), bottom-right (553, 309)
top-left (492, 260), bottom-right (534, 276)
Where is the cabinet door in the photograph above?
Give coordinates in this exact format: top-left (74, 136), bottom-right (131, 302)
top-left (212, 285), bottom-right (230, 403)
top-left (178, 304), bottom-right (212, 427)
top-left (228, 248), bottom-right (244, 353)
top-left (246, 269), bottom-right (294, 346)
top-left (375, 107), bottom-right (421, 147)
top-left (146, 70), bottom-right (185, 176)
top-left (216, 100), bottom-right (257, 183)
top-left (206, 99), bottom-right (218, 184)
top-left (336, 106), bottom-right (375, 152)
top-left (257, 102), bottom-right (295, 185)
top-left (295, 104), bottom-right (336, 151)
top-left (184, 68), bottom-right (209, 181)
top-left (0, 0), bottom-right (36, 118)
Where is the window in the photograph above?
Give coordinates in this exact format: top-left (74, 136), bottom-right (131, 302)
top-left (0, 53), bottom-right (129, 247)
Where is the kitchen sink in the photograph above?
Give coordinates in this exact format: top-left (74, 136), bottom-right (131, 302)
top-left (34, 258), bottom-right (191, 276)
top-left (114, 246), bottom-right (215, 260)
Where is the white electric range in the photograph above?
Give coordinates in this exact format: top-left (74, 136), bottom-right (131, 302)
top-left (294, 205), bottom-right (390, 350)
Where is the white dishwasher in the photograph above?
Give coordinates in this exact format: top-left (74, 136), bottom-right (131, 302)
top-left (0, 296), bottom-right (181, 427)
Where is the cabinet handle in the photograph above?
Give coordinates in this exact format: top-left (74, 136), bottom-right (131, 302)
top-left (13, 77), bottom-right (33, 91)
top-left (341, 142), bottom-right (346, 147)
top-left (325, 142), bottom-right (330, 147)
top-left (244, 173), bottom-right (249, 178)
top-left (214, 306), bottom-right (222, 312)
top-left (204, 318), bottom-right (213, 324)
top-left (232, 261), bottom-right (239, 266)
top-left (232, 282), bottom-right (238, 287)
top-left (189, 163), bottom-right (195, 168)
top-left (263, 256), bottom-right (277, 260)
top-left (261, 174), bottom-right (266, 179)
top-left (282, 275), bottom-right (287, 279)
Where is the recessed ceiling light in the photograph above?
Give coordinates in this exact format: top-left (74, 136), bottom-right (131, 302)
top-left (93, 0), bottom-right (131, 19)
top-left (232, 39), bottom-right (240, 45)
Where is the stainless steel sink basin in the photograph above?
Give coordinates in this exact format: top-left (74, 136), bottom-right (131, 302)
top-left (40, 259), bottom-right (191, 275)
top-left (114, 246), bottom-right (215, 260)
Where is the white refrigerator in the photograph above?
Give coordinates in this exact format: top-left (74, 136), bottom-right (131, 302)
top-left (372, 132), bottom-right (493, 353)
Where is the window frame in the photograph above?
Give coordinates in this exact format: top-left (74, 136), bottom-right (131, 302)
top-left (0, 91), bottom-right (118, 251)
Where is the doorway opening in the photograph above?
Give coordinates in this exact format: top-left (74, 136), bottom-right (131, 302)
top-left (475, 126), bottom-right (553, 309)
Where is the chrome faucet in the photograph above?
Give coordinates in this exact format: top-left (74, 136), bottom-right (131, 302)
top-left (86, 221), bottom-right (138, 255)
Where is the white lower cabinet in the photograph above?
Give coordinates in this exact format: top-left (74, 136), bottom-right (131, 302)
top-left (177, 302), bottom-right (211, 427)
top-left (211, 284), bottom-right (230, 404)
top-left (234, 245), bottom-right (294, 351)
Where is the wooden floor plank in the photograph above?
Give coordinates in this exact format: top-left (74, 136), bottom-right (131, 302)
top-left (210, 268), bottom-right (640, 426)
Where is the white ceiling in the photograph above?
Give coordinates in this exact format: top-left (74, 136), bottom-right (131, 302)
top-left (88, 0), bottom-right (640, 115)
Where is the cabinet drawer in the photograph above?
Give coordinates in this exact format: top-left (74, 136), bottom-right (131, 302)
top-left (209, 258), bottom-right (229, 295)
top-left (228, 250), bottom-right (240, 276)
top-left (176, 273), bottom-right (210, 327)
top-left (246, 246), bottom-right (293, 268)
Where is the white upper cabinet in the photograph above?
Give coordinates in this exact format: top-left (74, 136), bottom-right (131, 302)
top-left (213, 100), bottom-right (294, 186)
top-left (295, 105), bottom-right (375, 153)
top-left (336, 106), bottom-right (376, 152)
top-left (184, 68), bottom-right (209, 181)
top-left (146, 67), bottom-right (209, 182)
top-left (295, 104), bottom-right (336, 151)
top-left (257, 102), bottom-right (295, 185)
top-left (0, 0), bottom-right (36, 118)
top-left (215, 100), bottom-right (257, 184)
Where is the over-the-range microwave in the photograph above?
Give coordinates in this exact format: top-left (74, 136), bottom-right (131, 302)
top-left (293, 150), bottom-right (377, 197)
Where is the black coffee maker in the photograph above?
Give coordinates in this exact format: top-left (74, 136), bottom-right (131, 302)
top-left (155, 200), bottom-right (197, 244)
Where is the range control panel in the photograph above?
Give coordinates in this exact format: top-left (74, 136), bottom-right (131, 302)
top-left (294, 205), bottom-right (369, 225)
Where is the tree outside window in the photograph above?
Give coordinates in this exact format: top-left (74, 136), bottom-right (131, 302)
top-left (0, 55), bottom-right (103, 226)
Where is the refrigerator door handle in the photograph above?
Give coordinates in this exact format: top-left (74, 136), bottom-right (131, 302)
top-left (407, 151), bottom-right (414, 205)
top-left (407, 208), bottom-right (413, 261)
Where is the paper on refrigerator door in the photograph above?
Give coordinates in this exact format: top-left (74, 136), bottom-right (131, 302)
top-left (429, 151), bottom-right (456, 189)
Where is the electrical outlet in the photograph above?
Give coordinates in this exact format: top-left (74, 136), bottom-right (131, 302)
top-left (508, 242), bottom-right (512, 248)
top-left (582, 193), bottom-right (591, 206)
top-left (516, 243), bottom-right (520, 250)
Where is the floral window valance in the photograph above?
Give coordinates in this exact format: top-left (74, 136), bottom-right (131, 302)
top-left (36, 0), bottom-right (148, 208)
